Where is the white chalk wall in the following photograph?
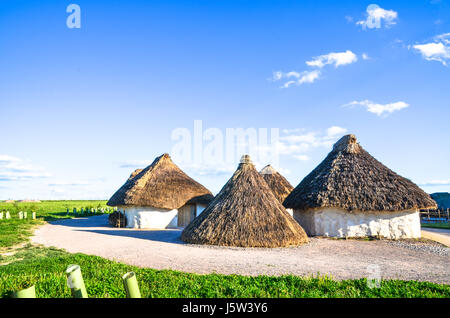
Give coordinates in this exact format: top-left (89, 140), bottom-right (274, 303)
top-left (120, 206), bottom-right (178, 229)
top-left (293, 207), bottom-right (421, 239)
top-left (120, 203), bottom-right (208, 229)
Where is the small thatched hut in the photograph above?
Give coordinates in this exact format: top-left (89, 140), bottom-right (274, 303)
top-left (283, 134), bottom-right (437, 239)
top-left (107, 153), bottom-right (214, 229)
top-left (260, 165), bottom-right (294, 216)
top-left (181, 155), bottom-right (308, 247)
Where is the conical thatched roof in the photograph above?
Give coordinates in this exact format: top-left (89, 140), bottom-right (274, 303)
top-left (181, 155), bottom-right (308, 247)
top-left (260, 165), bottom-right (294, 203)
top-left (127, 169), bottom-right (143, 181)
top-left (284, 134), bottom-right (437, 212)
top-left (107, 154), bottom-right (214, 209)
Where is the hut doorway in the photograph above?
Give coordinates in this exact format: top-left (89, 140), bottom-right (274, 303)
top-left (178, 204), bottom-right (196, 227)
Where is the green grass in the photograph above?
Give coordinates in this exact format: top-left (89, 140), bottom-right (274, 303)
top-left (0, 200), bottom-right (108, 248)
top-left (1, 246), bottom-right (448, 298)
top-left (421, 222), bottom-right (450, 230)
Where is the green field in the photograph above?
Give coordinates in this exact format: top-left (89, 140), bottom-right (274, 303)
top-left (0, 200), bottom-right (449, 298)
top-left (0, 200), bottom-right (108, 248)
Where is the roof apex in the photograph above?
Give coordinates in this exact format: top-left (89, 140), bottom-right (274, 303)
top-left (240, 154), bottom-right (253, 164)
top-left (333, 134), bottom-right (360, 153)
top-left (260, 165), bottom-right (277, 175)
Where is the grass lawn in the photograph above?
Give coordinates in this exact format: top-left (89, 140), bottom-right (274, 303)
top-left (421, 222), bottom-right (450, 230)
top-left (0, 200), bottom-right (108, 248)
top-left (0, 200), bottom-right (449, 298)
top-left (1, 245), bottom-right (449, 298)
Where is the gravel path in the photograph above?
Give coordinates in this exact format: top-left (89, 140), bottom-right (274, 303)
top-left (31, 215), bottom-right (450, 284)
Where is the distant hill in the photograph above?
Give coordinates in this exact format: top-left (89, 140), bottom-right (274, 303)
top-left (430, 192), bottom-right (450, 210)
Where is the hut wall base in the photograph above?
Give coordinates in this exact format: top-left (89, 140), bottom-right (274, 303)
top-left (293, 208), bottom-right (421, 239)
top-left (122, 206), bottom-right (178, 229)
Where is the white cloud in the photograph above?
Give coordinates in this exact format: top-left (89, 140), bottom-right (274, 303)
top-left (362, 53), bottom-right (370, 60)
top-left (419, 179), bottom-right (450, 186)
top-left (276, 167), bottom-right (291, 175)
top-left (277, 127), bottom-right (348, 159)
top-left (356, 4), bottom-right (398, 29)
top-left (306, 50), bottom-right (358, 68)
top-left (436, 33), bottom-right (450, 44)
top-left (0, 155), bottom-right (51, 181)
top-left (293, 155), bottom-right (310, 161)
top-left (281, 128), bottom-right (306, 134)
top-left (275, 70), bottom-right (321, 88)
top-left (272, 50), bottom-right (361, 89)
top-left (345, 100), bottom-right (409, 116)
top-left (280, 132), bottom-right (317, 145)
top-left (0, 155), bottom-right (21, 163)
top-left (327, 126), bottom-right (348, 137)
top-left (412, 34), bottom-right (450, 66)
top-left (281, 80), bottom-right (296, 88)
top-left (271, 71), bottom-right (283, 81)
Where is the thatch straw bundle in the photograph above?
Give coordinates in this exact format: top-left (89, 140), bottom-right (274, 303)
top-left (181, 155), bottom-right (308, 247)
top-left (284, 134), bottom-right (437, 212)
top-left (260, 165), bottom-right (294, 203)
top-left (107, 154), bottom-right (214, 209)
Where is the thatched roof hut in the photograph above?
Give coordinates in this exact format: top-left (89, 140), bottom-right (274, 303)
top-left (181, 155), bottom-right (308, 247)
top-left (107, 153), bottom-right (214, 229)
top-left (260, 165), bottom-right (294, 204)
top-left (107, 153), bottom-right (213, 209)
top-left (283, 134), bottom-right (436, 239)
top-left (284, 134), bottom-right (436, 212)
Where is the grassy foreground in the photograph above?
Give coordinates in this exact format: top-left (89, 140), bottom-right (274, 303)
top-left (0, 200), bottom-right (108, 248)
top-left (1, 245), bottom-right (449, 298)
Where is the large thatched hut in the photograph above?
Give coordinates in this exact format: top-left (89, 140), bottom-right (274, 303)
top-left (283, 134), bottom-right (437, 239)
top-left (107, 153), bottom-right (214, 229)
top-left (181, 155), bottom-right (308, 247)
top-left (260, 165), bottom-right (294, 216)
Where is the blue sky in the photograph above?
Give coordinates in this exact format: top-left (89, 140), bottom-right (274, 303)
top-left (0, 0), bottom-right (449, 199)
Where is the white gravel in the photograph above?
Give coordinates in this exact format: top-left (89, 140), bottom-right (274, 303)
top-left (31, 215), bottom-right (450, 284)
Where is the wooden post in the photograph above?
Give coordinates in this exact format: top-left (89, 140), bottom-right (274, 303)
top-left (0, 212), bottom-right (3, 220)
top-left (24, 212), bottom-right (27, 219)
top-left (32, 212), bottom-right (36, 220)
top-left (6, 211), bottom-right (10, 219)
